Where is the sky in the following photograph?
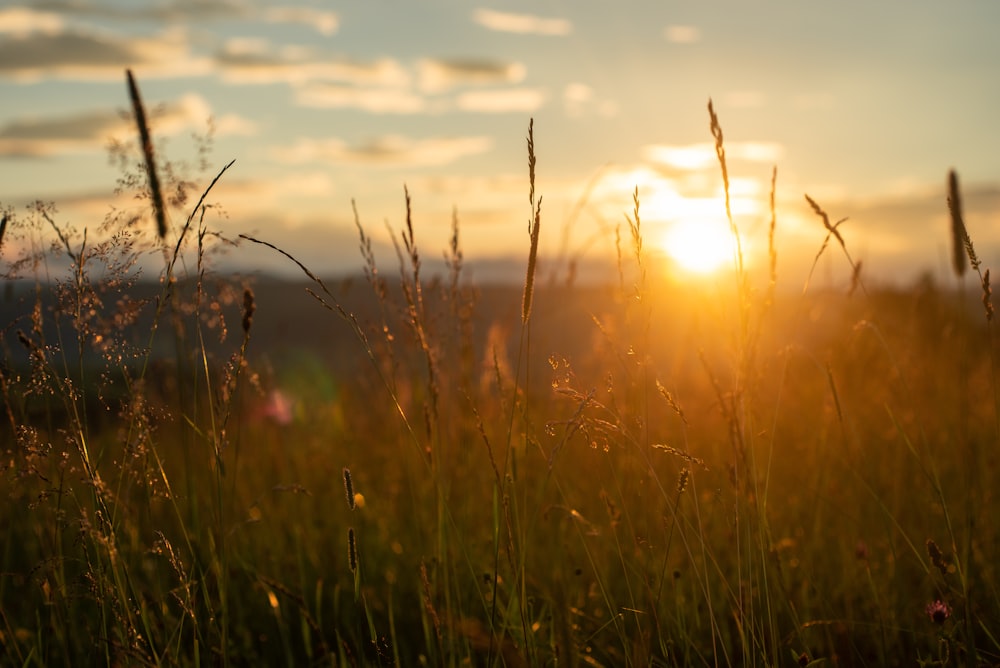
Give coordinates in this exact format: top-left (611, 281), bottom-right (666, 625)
top-left (1, 0), bottom-right (999, 287)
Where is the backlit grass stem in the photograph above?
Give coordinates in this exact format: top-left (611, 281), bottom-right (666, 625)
top-left (126, 69), bottom-right (167, 239)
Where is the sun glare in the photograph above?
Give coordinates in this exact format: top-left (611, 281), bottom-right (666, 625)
top-left (661, 219), bottom-right (736, 275)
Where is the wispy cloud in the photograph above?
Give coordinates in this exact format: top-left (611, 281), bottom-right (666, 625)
top-left (664, 25), bottom-right (701, 44)
top-left (457, 88), bottom-right (545, 113)
top-left (0, 93), bottom-right (255, 158)
top-left (295, 83), bottom-right (426, 114)
top-left (215, 39), bottom-right (402, 85)
top-left (0, 7), bottom-right (64, 36)
top-left (273, 135), bottom-right (493, 167)
top-left (643, 141), bottom-right (784, 170)
top-left (33, 0), bottom-right (250, 22)
top-left (418, 58), bottom-right (525, 94)
top-left (34, 0), bottom-right (337, 33)
top-left (0, 27), bottom-right (210, 81)
top-left (261, 8), bottom-right (339, 36)
top-left (0, 109), bottom-right (128, 158)
top-left (472, 9), bottom-right (571, 36)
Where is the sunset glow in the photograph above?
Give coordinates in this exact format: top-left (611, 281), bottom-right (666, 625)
top-left (0, 3), bottom-right (997, 283)
top-left (661, 219), bottom-right (736, 275)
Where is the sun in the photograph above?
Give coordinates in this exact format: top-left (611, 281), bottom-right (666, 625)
top-left (661, 219), bottom-right (736, 275)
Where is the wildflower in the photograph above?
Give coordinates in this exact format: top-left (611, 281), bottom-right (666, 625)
top-left (925, 599), bottom-right (951, 624)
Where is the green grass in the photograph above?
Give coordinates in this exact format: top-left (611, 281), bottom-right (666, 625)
top-left (1, 79), bottom-right (998, 667)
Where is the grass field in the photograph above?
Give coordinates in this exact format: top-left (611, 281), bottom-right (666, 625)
top-left (1, 78), bottom-right (998, 667)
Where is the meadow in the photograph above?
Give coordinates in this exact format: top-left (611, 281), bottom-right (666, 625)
top-left (1, 74), bottom-right (998, 667)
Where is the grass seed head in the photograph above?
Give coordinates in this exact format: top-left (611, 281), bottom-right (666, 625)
top-left (947, 169), bottom-right (967, 277)
top-left (926, 538), bottom-right (948, 576)
top-left (343, 467), bottom-right (355, 510)
top-left (241, 287), bottom-right (255, 334)
top-left (347, 528), bottom-right (358, 572)
top-left (984, 269), bottom-right (994, 321)
top-left (126, 69), bottom-right (167, 239)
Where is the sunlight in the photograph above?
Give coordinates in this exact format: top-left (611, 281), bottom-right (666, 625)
top-left (661, 218), bottom-right (736, 275)
top-left (639, 183), bottom-right (740, 276)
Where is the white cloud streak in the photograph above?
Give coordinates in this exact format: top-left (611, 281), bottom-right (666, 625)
top-left (295, 83), bottom-right (426, 114)
top-left (472, 9), bottom-right (571, 36)
top-left (262, 8), bottom-right (339, 35)
top-left (0, 7), bottom-right (64, 36)
top-left (418, 58), bottom-right (525, 94)
top-left (456, 88), bottom-right (545, 113)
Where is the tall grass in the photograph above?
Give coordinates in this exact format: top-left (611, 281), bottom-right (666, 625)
top-left (1, 74), bottom-right (999, 667)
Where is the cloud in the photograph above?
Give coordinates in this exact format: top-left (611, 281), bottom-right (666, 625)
top-left (0, 7), bottom-right (64, 37)
top-left (0, 109), bottom-right (127, 157)
top-left (216, 40), bottom-right (408, 86)
top-left (418, 58), bottom-right (525, 94)
top-left (643, 141), bottom-right (784, 170)
top-left (295, 83), bottom-right (426, 114)
top-left (32, 1), bottom-right (337, 34)
top-left (664, 25), bottom-right (701, 44)
top-left (261, 8), bottom-right (339, 35)
top-left (272, 135), bottom-right (493, 168)
top-left (0, 7), bottom-right (340, 83)
top-left (457, 88), bottom-right (545, 113)
top-left (0, 27), bottom-right (211, 81)
top-left (0, 93), bottom-right (255, 158)
top-left (828, 182), bottom-right (1000, 242)
top-left (34, 0), bottom-right (250, 22)
top-left (472, 9), bottom-right (571, 36)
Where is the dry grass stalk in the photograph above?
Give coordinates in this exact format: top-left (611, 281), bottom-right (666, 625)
top-left (944, 172), bottom-right (992, 318)
top-left (651, 443), bottom-right (706, 469)
top-left (947, 169), bottom-right (967, 278)
top-left (708, 99), bottom-right (744, 275)
top-left (655, 379), bottom-right (688, 426)
top-left (420, 560), bottom-right (443, 642)
top-left (804, 194), bottom-right (847, 248)
top-left (347, 527), bottom-right (358, 572)
top-left (849, 260), bottom-right (863, 297)
top-left (625, 187), bottom-right (645, 301)
top-left (676, 467), bottom-right (691, 495)
top-left (446, 206), bottom-right (463, 301)
top-left (826, 364), bottom-right (844, 425)
top-left (983, 269), bottom-right (994, 321)
top-left (803, 194), bottom-right (864, 295)
top-left (522, 118), bottom-right (542, 324)
top-left (343, 467), bottom-right (355, 510)
top-left (767, 166), bottom-right (778, 303)
top-left (947, 170), bottom-right (986, 284)
top-left (240, 287), bottom-right (255, 334)
top-left (926, 539), bottom-right (949, 577)
top-left (614, 223), bottom-right (625, 293)
top-left (126, 69), bottom-right (167, 239)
